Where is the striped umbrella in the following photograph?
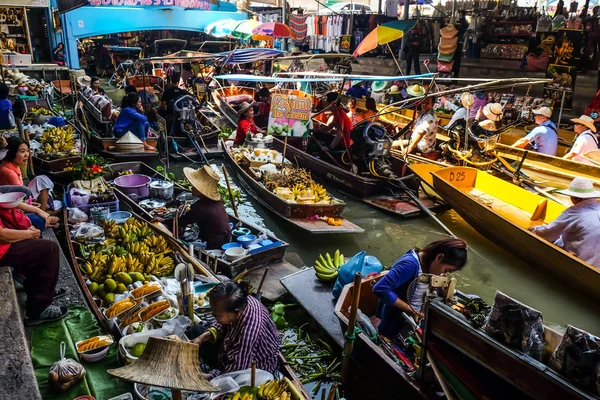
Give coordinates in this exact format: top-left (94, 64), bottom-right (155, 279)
top-left (252, 22), bottom-right (294, 41)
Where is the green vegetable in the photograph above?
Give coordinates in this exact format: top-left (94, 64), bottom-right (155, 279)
top-left (217, 184), bottom-right (242, 208)
top-left (270, 302), bottom-right (296, 330)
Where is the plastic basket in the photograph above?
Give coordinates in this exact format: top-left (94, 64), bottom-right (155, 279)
top-left (64, 183), bottom-right (119, 217)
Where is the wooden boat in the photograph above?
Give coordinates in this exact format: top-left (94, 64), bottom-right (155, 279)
top-left (272, 137), bottom-right (443, 218)
top-left (168, 109), bottom-right (222, 161)
top-left (335, 273), bottom-right (598, 399)
top-left (106, 162), bottom-right (290, 279)
top-left (211, 86), bottom-right (258, 126)
top-left (222, 140), bottom-right (364, 234)
top-left (32, 154), bottom-right (81, 183)
top-left (88, 133), bottom-right (160, 161)
top-left (430, 166), bottom-right (600, 300)
top-left (51, 80), bottom-right (73, 101)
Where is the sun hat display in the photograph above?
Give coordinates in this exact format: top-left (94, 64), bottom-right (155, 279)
top-left (371, 80), bottom-right (387, 92)
top-left (406, 84), bottom-right (425, 97)
top-left (388, 85), bottom-right (401, 95)
top-left (571, 115), bottom-right (597, 133)
top-left (440, 24), bottom-right (458, 39)
top-left (77, 75), bottom-right (92, 87)
top-left (439, 36), bottom-right (458, 55)
top-left (460, 92), bottom-right (475, 108)
top-left (437, 52), bottom-right (454, 62)
top-left (184, 165), bottom-right (221, 201)
top-left (108, 336), bottom-right (219, 393)
top-left (557, 177), bottom-right (600, 198)
top-left (532, 106), bottom-right (552, 118)
top-left (237, 101), bottom-right (254, 118)
top-left (483, 103), bottom-right (504, 122)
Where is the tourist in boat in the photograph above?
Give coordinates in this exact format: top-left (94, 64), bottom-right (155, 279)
top-left (346, 80), bottom-right (368, 99)
top-left (480, 103), bottom-right (503, 129)
top-left (512, 107), bottom-right (558, 156)
top-left (191, 280), bottom-right (280, 378)
top-left (0, 137), bottom-right (58, 213)
top-left (373, 238), bottom-right (468, 339)
top-left (0, 203), bottom-right (67, 325)
top-left (471, 91), bottom-right (488, 120)
top-left (0, 83), bottom-right (15, 130)
top-left (347, 97), bottom-right (360, 125)
top-left (311, 92), bottom-right (353, 152)
top-left (179, 166), bottom-right (231, 250)
top-left (114, 93), bottom-right (155, 151)
top-left (358, 97), bottom-right (379, 123)
top-left (562, 115), bottom-right (598, 164)
top-left (530, 177), bottom-right (600, 268)
top-left (253, 87), bottom-right (271, 129)
top-left (90, 76), bottom-right (106, 96)
top-left (396, 87), bottom-right (439, 159)
top-left (235, 101), bottom-right (264, 145)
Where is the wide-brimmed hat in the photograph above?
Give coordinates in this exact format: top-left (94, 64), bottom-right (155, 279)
top-left (388, 85), bottom-right (401, 95)
top-left (108, 336), bottom-right (218, 393)
top-left (532, 106), bottom-right (552, 118)
top-left (479, 119), bottom-right (499, 132)
top-left (371, 80), bottom-right (387, 92)
top-left (460, 92), bottom-right (474, 108)
top-left (439, 36), bottom-right (458, 55)
top-left (407, 84), bottom-right (425, 97)
top-left (237, 101), bottom-right (254, 118)
top-left (483, 103), bottom-right (503, 122)
top-left (184, 166), bottom-right (221, 201)
top-left (77, 75), bottom-right (92, 87)
top-left (558, 177), bottom-right (600, 199)
top-left (440, 24), bottom-right (458, 39)
top-left (571, 115), bottom-right (597, 133)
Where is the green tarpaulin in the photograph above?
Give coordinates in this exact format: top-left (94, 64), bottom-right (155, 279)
top-left (31, 306), bottom-right (133, 400)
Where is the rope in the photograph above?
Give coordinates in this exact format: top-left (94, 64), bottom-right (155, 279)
top-left (342, 326), bottom-right (364, 357)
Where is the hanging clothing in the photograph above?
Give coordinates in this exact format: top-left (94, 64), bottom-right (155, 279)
top-left (385, 0), bottom-right (399, 17)
top-left (290, 14), bottom-right (308, 42)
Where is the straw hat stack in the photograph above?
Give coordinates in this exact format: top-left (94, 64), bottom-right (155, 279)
top-left (438, 24), bottom-right (459, 63)
top-left (115, 132), bottom-right (144, 153)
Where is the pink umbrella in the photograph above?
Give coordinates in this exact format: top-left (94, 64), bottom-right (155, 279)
top-left (252, 22), bottom-right (294, 40)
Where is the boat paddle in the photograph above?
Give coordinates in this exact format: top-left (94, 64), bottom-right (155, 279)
top-left (255, 267), bottom-right (269, 302)
top-left (222, 166), bottom-right (239, 218)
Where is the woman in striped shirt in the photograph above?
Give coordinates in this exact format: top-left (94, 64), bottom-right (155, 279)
top-left (193, 281), bottom-right (281, 378)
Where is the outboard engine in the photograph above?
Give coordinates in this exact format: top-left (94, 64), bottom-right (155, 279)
top-left (173, 95), bottom-right (197, 121)
top-left (351, 121), bottom-right (395, 177)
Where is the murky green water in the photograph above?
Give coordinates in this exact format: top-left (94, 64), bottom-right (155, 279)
top-left (103, 80), bottom-right (600, 336)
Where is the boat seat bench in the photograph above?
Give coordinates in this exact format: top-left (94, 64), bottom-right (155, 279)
top-left (466, 188), bottom-right (547, 228)
top-left (0, 266), bottom-right (42, 399)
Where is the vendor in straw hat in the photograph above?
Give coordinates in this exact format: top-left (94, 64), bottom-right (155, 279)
top-left (529, 177), bottom-right (600, 268)
top-left (562, 115), bottom-right (598, 164)
top-left (179, 166), bottom-right (231, 250)
top-left (513, 106), bottom-right (558, 156)
top-left (191, 280), bottom-right (280, 379)
top-left (235, 101), bottom-right (264, 145)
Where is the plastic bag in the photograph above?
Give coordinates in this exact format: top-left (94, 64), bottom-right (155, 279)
top-left (548, 325), bottom-right (600, 394)
top-left (356, 308), bottom-right (378, 340)
top-left (48, 342), bottom-right (86, 393)
top-left (483, 291), bottom-right (545, 361)
top-left (69, 187), bottom-right (91, 207)
top-left (67, 208), bottom-right (88, 224)
top-left (71, 222), bottom-right (105, 242)
top-left (332, 252), bottom-right (382, 300)
top-left (161, 316), bottom-right (192, 338)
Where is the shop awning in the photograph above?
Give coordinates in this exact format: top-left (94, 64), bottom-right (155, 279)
top-left (140, 51), bottom-right (219, 64)
top-left (140, 48), bottom-right (285, 65)
top-left (217, 48), bottom-right (286, 64)
top-left (213, 74), bottom-right (344, 83)
top-left (275, 72), bottom-right (435, 81)
top-left (106, 46), bottom-right (142, 53)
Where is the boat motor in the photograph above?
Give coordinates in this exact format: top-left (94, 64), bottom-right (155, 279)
top-left (352, 121), bottom-right (396, 178)
top-left (173, 95), bottom-right (198, 121)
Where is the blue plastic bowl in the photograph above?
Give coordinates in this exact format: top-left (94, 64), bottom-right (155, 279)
top-left (107, 211), bottom-right (132, 224)
top-left (237, 234), bottom-right (257, 248)
top-left (222, 242), bottom-right (242, 252)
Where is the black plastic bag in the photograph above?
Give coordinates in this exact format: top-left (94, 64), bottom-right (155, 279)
top-left (549, 325), bottom-right (600, 395)
top-left (483, 291), bottom-right (545, 361)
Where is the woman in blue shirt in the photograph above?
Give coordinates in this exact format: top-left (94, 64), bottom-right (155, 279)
top-left (373, 238), bottom-right (468, 339)
top-left (114, 93), bottom-right (155, 151)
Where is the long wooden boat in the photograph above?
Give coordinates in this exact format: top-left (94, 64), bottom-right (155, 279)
top-left (32, 154), bottom-right (81, 183)
top-left (430, 166), bottom-right (600, 300)
top-left (222, 140), bottom-right (364, 234)
top-left (51, 79), bottom-right (73, 101)
top-left (335, 273), bottom-right (597, 399)
top-left (272, 137), bottom-right (443, 218)
top-left (168, 109), bottom-right (222, 161)
top-left (211, 86), bottom-right (257, 126)
top-left (106, 162), bottom-right (290, 278)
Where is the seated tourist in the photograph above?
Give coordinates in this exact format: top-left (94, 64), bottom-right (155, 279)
top-left (90, 76), bottom-right (106, 96)
top-left (529, 177), bottom-right (600, 268)
top-left (562, 115), bottom-right (598, 164)
top-left (512, 107), bottom-right (558, 156)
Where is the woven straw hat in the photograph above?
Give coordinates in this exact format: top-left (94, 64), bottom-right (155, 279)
top-left (388, 85), bottom-right (401, 95)
top-left (77, 75), bottom-right (92, 87)
top-left (483, 103), bottom-right (503, 122)
top-left (440, 24), bottom-right (458, 39)
top-left (407, 84), bottom-right (425, 97)
top-left (237, 101), bottom-right (254, 118)
top-left (479, 119), bottom-right (499, 132)
top-left (460, 92), bottom-right (474, 108)
top-left (558, 177), bottom-right (600, 199)
top-left (107, 336), bottom-right (219, 393)
top-left (184, 165), bottom-right (221, 201)
top-left (371, 80), bottom-right (387, 92)
top-left (571, 115), bottom-right (597, 133)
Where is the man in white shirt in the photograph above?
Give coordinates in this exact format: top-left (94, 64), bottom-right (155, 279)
top-left (530, 177), bottom-right (600, 268)
top-left (513, 106), bottom-right (558, 156)
top-left (563, 115), bottom-right (598, 164)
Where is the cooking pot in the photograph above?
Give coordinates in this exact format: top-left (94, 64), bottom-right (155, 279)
top-left (113, 174), bottom-right (151, 200)
top-left (148, 180), bottom-right (174, 200)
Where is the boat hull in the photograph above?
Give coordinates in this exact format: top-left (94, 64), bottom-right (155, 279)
top-left (431, 166), bottom-right (600, 300)
top-left (88, 135), bottom-right (159, 161)
top-left (32, 154), bottom-right (80, 182)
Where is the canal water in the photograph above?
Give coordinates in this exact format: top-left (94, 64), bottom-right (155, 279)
top-left (103, 82), bottom-right (600, 336)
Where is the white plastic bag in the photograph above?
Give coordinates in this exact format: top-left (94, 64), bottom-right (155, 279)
top-left (48, 342), bottom-right (86, 393)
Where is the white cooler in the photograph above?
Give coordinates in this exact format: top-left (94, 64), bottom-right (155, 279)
top-left (4, 53), bottom-right (32, 66)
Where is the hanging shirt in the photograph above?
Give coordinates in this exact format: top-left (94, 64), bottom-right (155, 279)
top-left (532, 198), bottom-right (600, 268)
top-left (524, 120), bottom-right (558, 156)
top-left (385, 0), bottom-right (400, 17)
top-left (565, 130), bottom-right (598, 164)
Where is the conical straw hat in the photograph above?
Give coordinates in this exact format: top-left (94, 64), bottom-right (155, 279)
top-left (184, 166), bottom-right (221, 201)
top-left (116, 131), bottom-right (144, 145)
top-left (107, 336), bottom-right (219, 392)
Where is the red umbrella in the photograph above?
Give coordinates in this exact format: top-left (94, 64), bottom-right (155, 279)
top-left (252, 22), bottom-right (294, 40)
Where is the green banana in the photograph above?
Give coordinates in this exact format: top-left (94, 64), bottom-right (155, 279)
top-left (334, 249), bottom-right (340, 268)
top-left (325, 253), bottom-right (335, 269)
top-left (314, 260), bottom-right (335, 274)
top-left (316, 271), bottom-right (338, 282)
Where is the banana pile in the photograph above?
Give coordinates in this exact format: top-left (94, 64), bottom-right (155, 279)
top-left (275, 183), bottom-right (332, 204)
top-left (315, 250), bottom-right (344, 282)
top-left (82, 218), bottom-right (176, 283)
top-left (40, 126), bottom-right (77, 154)
top-left (257, 380), bottom-right (290, 400)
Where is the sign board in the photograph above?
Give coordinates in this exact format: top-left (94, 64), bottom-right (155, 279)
top-left (87, 0), bottom-right (211, 9)
top-left (267, 93), bottom-right (312, 138)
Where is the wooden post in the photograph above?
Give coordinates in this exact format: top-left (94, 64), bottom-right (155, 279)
top-left (326, 384), bottom-right (338, 400)
top-left (281, 135), bottom-right (288, 169)
top-left (251, 361), bottom-right (256, 387)
top-left (222, 166), bottom-right (239, 218)
top-left (341, 272), bottom-right (362, 385)
top-left (172, 389), bottom-right (182, 400)
top-left (256, 267), bottom-right (269, 302)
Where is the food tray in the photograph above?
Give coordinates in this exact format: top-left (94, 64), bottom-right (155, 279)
top-left (138, 299), bottom-right (172, 322)
top-left (131, 282), bottom-right (162, 301)
top-left (103, 297), bottom-right (142, 320)
top-left (76, 334), bottom-right (114, 354)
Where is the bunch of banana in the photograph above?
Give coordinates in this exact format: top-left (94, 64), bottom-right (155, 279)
top-left (103, 237), bottom-right (118, 247)
top-left (40, 126), bottom-right (75, 153)
top-left (117, 227), bottom-right (138, 244)
top-left (83, 250), bottom-right (108, 279)
top-left (144, 235), bottom-right (170, 254)
top-left (107, 246), bottom-right (127, 257)
top-left (107, 254), bottom-right (127, 275)
top-left (126, 242), bottom-right (149, 256)
top-left (124, 253), bottom-right (144, 273)
top-left (257, 380), bottom-right (289, 400)
top-left (311, 183), bottom-right (331, 203)
top-left (315, 249), bottom-right (344, 282)
top-left (290, 184), bottom-right (306, 199)
top-left (134, 225), bottom-right (154, 240)
top-left (145, 254), bottom-right (175, 277)
top-left (138, 253), bottom-right (154, 269)
top-left (231, 392), bottom-right (255, 400)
